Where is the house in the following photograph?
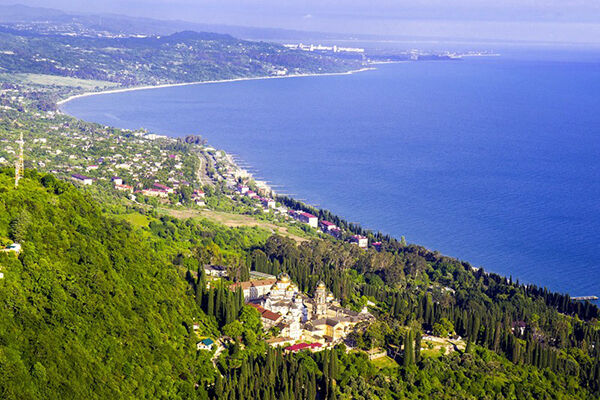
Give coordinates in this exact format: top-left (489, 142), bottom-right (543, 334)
top-left (297, 212), bottom-right (318, 228)
top-left (372, 242), bottom-right (382, 251)
top-left (196, 338), bottom-right (214, 351)
top-left (245, 190), bottom-right (259, 199)
top-left (204, 265), bottom-right (228, 278)
top-left (1, 243), bottom-right (21, 254)
top-left (111, 176), bottom-right (123, 185)
top-left (142, 188), bottom-right (169, 198)
top-left (153, 183), bottom-right (174, 194)
top-left (71, 173), bottom-right (93, 185)
top-left (237, 184), bottom-right (249, 194)
top-left (329, 227), bottom-right (342, 238)
top-left (193, 189), bottom-right (205, 198)
top-left (319, 220), bottom-right (337, 232)
top-left (261, 198), bottom-right (276, 208)
top-left (115, 184), bottom-right (133, 193)
top-left (350, 235), bottom-right (368, 249)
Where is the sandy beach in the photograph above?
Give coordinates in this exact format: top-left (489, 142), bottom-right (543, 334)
top-left (57, 67), bottom-right (375, 106)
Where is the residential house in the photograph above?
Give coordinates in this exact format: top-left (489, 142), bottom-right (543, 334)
top-left (71, 173), bottom-right (93, 185)
top-left (115, 184), bottom-right (133, 193)
top-left (153, 183), bottom-right (174, 194)
top-left (297, 212), bottom-right (318, 228)
top-left (204, 265), bottom-right (228, 278)
top-left (261, 198), bottom-right (276, 208)
top-left (196, 338), bottom-right (214, 351)
top-left (350, 235), bottom-right (368, 249)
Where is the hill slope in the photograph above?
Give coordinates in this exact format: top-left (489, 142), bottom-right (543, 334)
top-left (0, 169), bottom-right (211, 399)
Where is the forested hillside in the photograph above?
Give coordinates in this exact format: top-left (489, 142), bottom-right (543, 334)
top-left (0, 28), bottom-right (361, 86)
top-left (1, 168), bottom-right (598, 399)
top-left (0, 168), bottom-right (213, 398)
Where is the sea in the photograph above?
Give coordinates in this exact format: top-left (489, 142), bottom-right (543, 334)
top-left (62, 48), bottom-right (600, 302)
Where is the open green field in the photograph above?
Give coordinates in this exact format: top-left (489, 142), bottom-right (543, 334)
top-left (371, 356), bottom-right (399, 370)
top-left (115, 212), bottom-right (151, 228)
top-left (0, 73), bottom-right (119, 89)
top-left (160, 207), bottom-right (310, 243)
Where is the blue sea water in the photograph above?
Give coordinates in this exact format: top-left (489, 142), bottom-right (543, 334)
top-left (62, 52), bottom-right (600, 300)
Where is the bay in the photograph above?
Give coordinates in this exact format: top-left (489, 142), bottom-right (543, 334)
top-left (62, 54), bottom-right (600, 300)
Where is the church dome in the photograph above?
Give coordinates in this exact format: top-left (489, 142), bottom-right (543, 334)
top-left (317, 281), bottom-right (326, 290)
top-left (278, 273), bottom-right (291, 283)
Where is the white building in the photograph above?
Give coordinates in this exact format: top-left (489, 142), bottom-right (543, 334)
top-left (350, 235), bottom-right (368, 249)
top-left (296, 212), bottom-right (318, 228)
top-left (71, 174), bottom-right (93, 185)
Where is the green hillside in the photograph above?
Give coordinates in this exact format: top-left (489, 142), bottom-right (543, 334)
top-left (0, 168), bottom-right (214, 399)
top-left (1, 168), bottom-right (599, 399)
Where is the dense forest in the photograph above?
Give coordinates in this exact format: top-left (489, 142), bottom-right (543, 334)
top-left (1, 168), bottom-right (598, 399)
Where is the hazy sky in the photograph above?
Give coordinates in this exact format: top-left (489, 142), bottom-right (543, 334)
top-left (6, 0), bottom-right (600, 44)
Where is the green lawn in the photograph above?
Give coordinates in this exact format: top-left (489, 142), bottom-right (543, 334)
top-left (116, 213), bottom-right (151, 228)
top-left (371, 356), bottom-right (399, 370)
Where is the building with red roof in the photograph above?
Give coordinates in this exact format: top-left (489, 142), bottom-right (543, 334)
top-left (285, 342), bottom-right (323, 352)
top-left (297, 212), bottom-right (318, 228)
top-left (153, 183), bottom-right (174, 193)
top-left (350, 235), bottom-right (368, 249)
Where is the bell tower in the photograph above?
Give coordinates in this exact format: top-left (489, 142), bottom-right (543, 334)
top-left (314, 281), bottom-right (328, 318)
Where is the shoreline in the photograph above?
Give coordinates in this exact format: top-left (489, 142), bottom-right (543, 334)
top-left (57, 66), bottom-right (375, 204)
top-left (57, 67), bottom-right (375, 107)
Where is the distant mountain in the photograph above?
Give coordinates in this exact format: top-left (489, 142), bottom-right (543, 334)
top-left (0, 3), bottom-right (360, 42)
top-left (0, 27), bottom-right (362, 86)
top-left (0, 4), bottom-right (66, 22)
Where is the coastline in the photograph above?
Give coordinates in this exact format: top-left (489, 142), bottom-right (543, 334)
top-left (57, 67), bottom-right (375, 107)
top-left (57, 66), bottom-right (375, 204)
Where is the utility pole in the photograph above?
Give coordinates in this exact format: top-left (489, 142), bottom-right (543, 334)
top-left (14, 132), bottom-right (24, 189)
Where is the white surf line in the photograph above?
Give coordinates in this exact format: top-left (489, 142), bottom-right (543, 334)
top-left (57, 67), bottom-right (375, 106)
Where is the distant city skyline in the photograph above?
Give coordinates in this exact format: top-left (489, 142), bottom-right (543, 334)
top-left (2, 0), bottom-right (600, 44)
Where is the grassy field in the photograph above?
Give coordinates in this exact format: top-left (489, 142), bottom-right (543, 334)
top-left (371, 356), bottom-right (399, 370)
top-left (0, 73), bottom-right (119, 89)
top-left (161, 207), bottom-right (309, 243)
top-left (421, 335), bottom-right (466, 359)
top-left (114, 213), bottom-right (151, 228)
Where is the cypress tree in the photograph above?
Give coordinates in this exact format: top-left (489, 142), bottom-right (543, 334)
top-left (207, 289), bottom-right (215, 318)
top-left (404, 331), bottom-right (414, 367)
top-left (414, 331), bottom-right (422, 363)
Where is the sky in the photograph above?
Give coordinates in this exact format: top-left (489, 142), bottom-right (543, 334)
top-left (4, 0), bottom-right (600, 44)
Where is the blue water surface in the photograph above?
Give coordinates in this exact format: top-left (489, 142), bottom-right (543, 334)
top-left (63, 53), bottom-right (600, 299)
